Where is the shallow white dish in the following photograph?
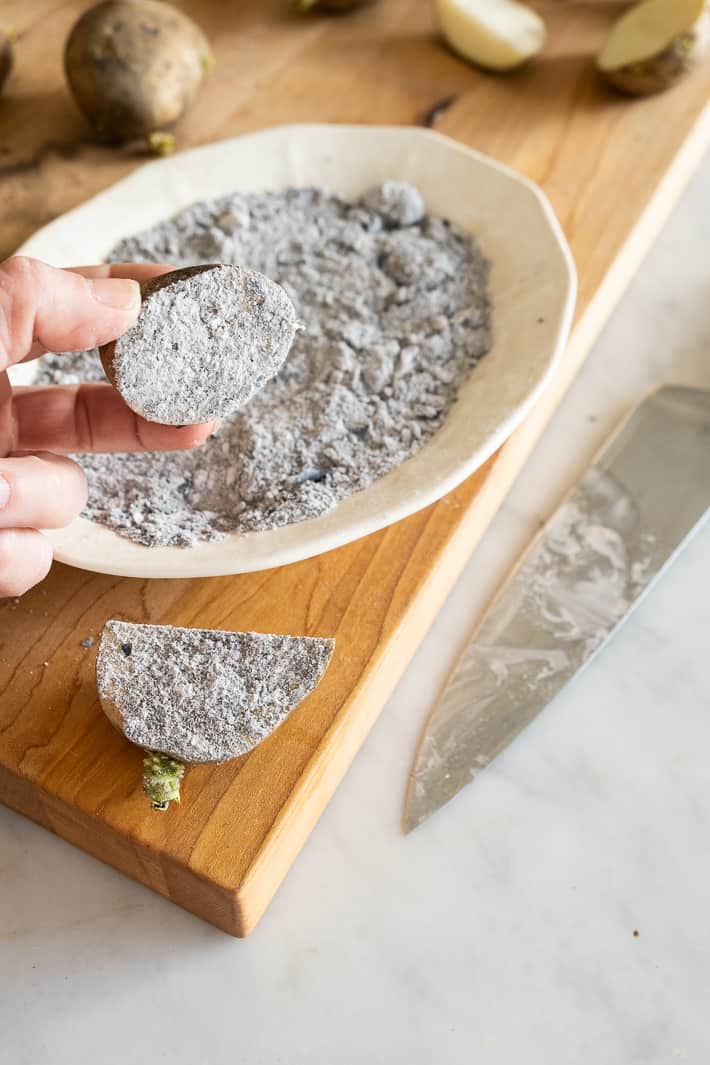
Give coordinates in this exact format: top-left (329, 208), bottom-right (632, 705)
top-left (12, 124), bottom-right (576, 578)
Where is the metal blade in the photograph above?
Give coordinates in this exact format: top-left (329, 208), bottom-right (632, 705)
top-left (405, 386), bottom-right (710, 832)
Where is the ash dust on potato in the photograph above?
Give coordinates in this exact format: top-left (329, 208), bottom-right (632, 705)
top-left (111, 264), bottom-right (297, 424)
top-left (96, 620), bottom-right (335, 763)
top-left (38, 181), bottom-right (491, 547)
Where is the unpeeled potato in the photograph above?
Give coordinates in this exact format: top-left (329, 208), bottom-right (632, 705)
top-left (598, 0), bottom-right (708, 96)
top-left (64, 0), bottom-right (213, 143)
top-left (435, 0), bottom-right (546, 73)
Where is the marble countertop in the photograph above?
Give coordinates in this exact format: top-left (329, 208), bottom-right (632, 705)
top-left (2, 151), bottom-right (709, 1065)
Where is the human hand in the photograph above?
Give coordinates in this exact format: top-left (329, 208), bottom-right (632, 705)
top-left (0, 256), bottom-right (216, 597)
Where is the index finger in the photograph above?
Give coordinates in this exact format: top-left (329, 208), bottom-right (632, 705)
top-left (20, 262), bottom-right (175, 363)
top-left (68, 262), bottom-right (174, 282)
top-left (0, 256), bottom-right (144, 371)
top-left (12, 382), bottom-right (216, 454)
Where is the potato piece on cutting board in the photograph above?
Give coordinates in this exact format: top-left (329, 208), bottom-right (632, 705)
top-left (598, 0), bottom-right (708, 96)
top-left (435, 0), bottom-right (546, 72)
top-left (96, 620), bottom-right (335, 764)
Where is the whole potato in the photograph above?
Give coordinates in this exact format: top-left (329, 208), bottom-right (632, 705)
top-left (64, 0), bottom-right (213, 143)
top-left (0, 30), bottom-right (13, 93)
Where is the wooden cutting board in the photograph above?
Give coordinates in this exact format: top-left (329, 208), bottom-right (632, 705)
top-left (1, 1), bottom-right (709, 937)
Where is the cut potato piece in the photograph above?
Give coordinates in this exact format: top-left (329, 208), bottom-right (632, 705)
top-left (435, 0), bottom-right (546, 72)
top-left (598, 0), bottom-right (708, 96)
top-left (96, 620), bottom-right (335, 765)
top-left (100, 264), bottom-right (297, 426)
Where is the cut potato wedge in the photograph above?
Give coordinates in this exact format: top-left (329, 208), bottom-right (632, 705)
top-left (96, 620), bottom-right (335, 765)
top-left (598, 0), bottom-right (708, 96)
top-left (435, 0), bottom-right (546, 72)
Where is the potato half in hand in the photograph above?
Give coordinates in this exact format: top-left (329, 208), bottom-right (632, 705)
top-left (598, 0), bottom-right (708, 96)
top-left (435, 0), bottom-right (546, 72)
top-left (100, 264), bottom-right (297, 426)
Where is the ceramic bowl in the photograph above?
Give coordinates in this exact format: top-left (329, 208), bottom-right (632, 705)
top-left (10, 124), bottom-right (576, 577)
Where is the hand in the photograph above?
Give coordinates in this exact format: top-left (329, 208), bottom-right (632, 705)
top-left (0, 256), bottom-right (215, 597)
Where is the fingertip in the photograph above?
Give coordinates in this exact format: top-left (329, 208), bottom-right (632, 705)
top-left (0, 529), bottom-right (53, 597)
top-left (171, 421), bottom-right (219, 449)
top-left (0, 259), bottom-right (145, 360)
top-left (0, 452), bottom-right (88, 530)
top-left (71, 454), bottom-right (89, 512)
top-left (190, 420), bottom-right (220, 445)
top-left (87, 276), bottom-right (141, 313)
top-left (33, 531), bottom-right (54, 584)
top-left (135, 419), bottom-right (219, 452)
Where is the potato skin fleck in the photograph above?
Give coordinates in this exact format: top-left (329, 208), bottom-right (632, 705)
top-left (64, 0), bottom-right (213, 142)
top-left (299, 0), bottom-right (379, 13)
top-left (0, 31), bottom-right (13, 93)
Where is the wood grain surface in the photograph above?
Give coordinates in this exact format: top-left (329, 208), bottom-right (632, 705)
top-left (1, 1), bottom-right (709, 936)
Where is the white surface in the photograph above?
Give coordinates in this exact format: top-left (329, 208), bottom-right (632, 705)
top-left (11, 124), bottom-right (575, 577)
top-left (2, 152), bottom-right (709, 1064)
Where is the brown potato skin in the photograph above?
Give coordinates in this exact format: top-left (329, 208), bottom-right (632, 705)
top-left (100, 264), bottom-right (220, 417)
top-left (300, 0), bottom-right (379, 13)
top-left (64, 0), bottom-right (213, 142)
top-left (0, 31), bottom-right (13, 93)
top-left (601, 29), bottom-right (704, 96)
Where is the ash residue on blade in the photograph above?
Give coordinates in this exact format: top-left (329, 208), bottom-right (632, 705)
top-left (404, 467), bottom-right (658, 832)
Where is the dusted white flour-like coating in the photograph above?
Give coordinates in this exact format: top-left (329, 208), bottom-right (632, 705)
top-left (96, 620), bottom-right (335, 763)
top-left (39, 182), bottom-right (491, 546)
top-left (111, 265), bottom-right (297, 424)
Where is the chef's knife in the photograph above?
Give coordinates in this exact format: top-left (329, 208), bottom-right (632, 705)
top-left (405, 385), bottom-right (710, 832)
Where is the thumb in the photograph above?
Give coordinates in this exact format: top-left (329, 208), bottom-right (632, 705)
top-left (0, 256), bottom-right (141, 370)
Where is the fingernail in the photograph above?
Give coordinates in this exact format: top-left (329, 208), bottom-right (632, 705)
top-left (0, 475), bottom-right (9, 510)
top-left (89, 277), bottom-right (140, 311)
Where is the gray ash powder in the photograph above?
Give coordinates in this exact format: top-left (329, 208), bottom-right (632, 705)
top-left (38, 181), bottom-right (491, 546)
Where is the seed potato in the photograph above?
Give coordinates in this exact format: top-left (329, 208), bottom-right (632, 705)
top-left (597, 0), bottom-right (708, 96)
top-left (64, 0), bottom-right (213, 142)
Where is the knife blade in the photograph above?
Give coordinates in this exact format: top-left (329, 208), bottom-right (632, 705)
top-left (404, 385), bottom-right (710, 832)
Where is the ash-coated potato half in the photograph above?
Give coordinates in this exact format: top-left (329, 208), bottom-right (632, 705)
top-left (100, 263), bottom-right (297, 426)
